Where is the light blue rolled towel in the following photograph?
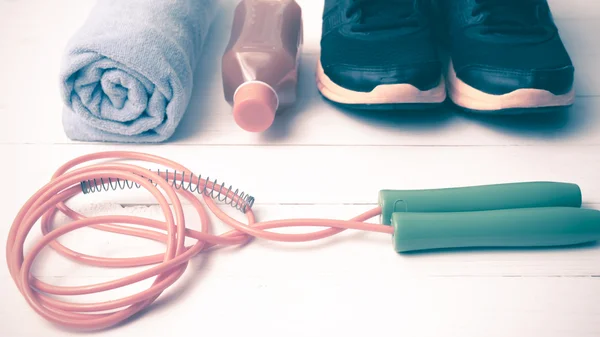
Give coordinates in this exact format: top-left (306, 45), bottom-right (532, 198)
top-left (60, 0), bottom-right (218, 142)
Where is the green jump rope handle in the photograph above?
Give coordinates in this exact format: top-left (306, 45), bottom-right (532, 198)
top-left (391, 207), bottom-right (600, 253)
top-left (379, 182), bottom-right (582, 225)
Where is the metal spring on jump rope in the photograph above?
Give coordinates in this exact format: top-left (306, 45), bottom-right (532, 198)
top-left (80, 169), bottom-right (255, 213)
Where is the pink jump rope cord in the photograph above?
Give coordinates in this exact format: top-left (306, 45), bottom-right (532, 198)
top-left (6, 151), bottom-right (392, 331)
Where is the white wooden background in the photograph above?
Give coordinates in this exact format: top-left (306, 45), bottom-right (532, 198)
top-left (1, 1), bottom-right (599, 336)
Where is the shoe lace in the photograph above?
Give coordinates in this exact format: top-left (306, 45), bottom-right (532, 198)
top-left (472, 0), bottom-right (548, 36)
top-left (346, 0), bottom-right (421, 32)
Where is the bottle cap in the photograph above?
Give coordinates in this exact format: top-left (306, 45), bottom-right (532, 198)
top-left (232, 81), bottom-right (279, 133)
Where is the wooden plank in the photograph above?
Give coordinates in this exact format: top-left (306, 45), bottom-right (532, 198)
top-left (5, 144), bottom-right (600, 205)
top-left (3, 273), bottom-right (599, 337)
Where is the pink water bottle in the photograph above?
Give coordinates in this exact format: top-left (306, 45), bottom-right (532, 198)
top-left (222, 0), bottom-right (303, 132)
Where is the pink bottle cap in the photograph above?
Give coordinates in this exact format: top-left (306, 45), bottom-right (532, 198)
top-left (232, 81), bottom-right (279, 133)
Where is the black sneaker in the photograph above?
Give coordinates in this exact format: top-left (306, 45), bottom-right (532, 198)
top-left (437, 0), bottom-right (575, 113)
top-left (317, 0), bottom-right (446, 110)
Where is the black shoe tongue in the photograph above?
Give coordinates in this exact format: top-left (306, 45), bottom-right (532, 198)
top-left (475, 0), bottom-right (548, 37)
top-left (359, 1), bottom-right (414, 28)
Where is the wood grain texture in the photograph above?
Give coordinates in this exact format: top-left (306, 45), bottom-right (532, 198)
top-left (1, 0), bottom-right (600, 336)
top-left (5, 144), bottom-right (600, 205)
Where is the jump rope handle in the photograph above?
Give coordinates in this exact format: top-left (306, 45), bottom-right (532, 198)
top-left (392, 207), bottom-right (600, 252)
top-left (379, 182), bottom-right (600, 252)
top-left (379, 181), bottom-right (582, 225)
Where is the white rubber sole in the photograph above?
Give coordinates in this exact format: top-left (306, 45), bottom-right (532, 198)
top-left (316, 60), bottom-right (447, 106)
top-left (446, 61), bottom-right (575, 113)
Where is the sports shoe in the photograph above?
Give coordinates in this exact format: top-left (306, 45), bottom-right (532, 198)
top-left (437, 0), bottom-right (575, 113)
top-left (317, 0), bottom-right (446, 110)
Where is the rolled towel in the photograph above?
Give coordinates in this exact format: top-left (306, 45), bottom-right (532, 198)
top-left (60, 0), bottom-right (218, 142)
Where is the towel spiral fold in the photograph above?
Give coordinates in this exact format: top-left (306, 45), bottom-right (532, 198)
top-left (59, 0), bottom-right (218, 142)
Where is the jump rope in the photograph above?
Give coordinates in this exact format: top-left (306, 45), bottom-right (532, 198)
top-left (7, 151), bottom-right (600, 331)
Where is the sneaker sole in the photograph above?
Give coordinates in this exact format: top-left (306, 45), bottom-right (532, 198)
top-left (316, 59), bottom-right (447, 110)
top-left (446, 61), bottom-right (575, 114)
